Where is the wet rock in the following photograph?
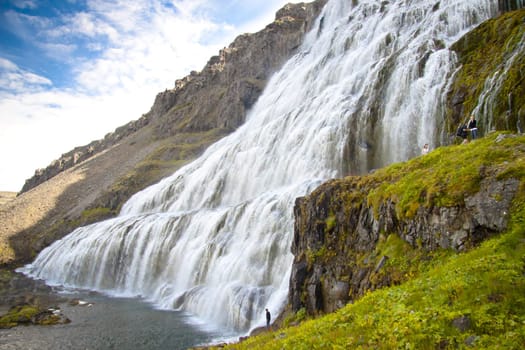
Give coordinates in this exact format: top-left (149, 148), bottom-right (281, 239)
top-left (0, 304), bottom-right (70, 328)
top-left (465, 335), bottom-right (479, 347)
top-left (0, 270), bottom-right (72, 328)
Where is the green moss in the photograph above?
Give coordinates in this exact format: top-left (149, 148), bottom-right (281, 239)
top-left (376, 233), bottom-right (410, 258)
top-left (0, 305), bottom-right (40, 328)
top-left (282, 308), bottom-right (308, 328)
top-left (366, 133), bottom-right (522, 220)
top-left (80, 207), bottom-right (113, 222)
top-left (37, 314), bottom-right (63, 326)
top-left (0, 304), bottom-right (67, 328)
top-left (325, 213), bottom-right (336, 232)
top-left (448, 9), bottom-right (525, 134)
top-left (306, 246), bottom-right (336, 268)
top-left (369, 233), bottom-right (454, 288)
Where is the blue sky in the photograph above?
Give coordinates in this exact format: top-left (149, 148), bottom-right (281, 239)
top-left (0, 0), bottom-right (300, 191)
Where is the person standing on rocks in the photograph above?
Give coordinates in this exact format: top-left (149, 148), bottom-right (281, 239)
top-left (421, 143), bottom-right (429, 155)
top-left (265, 308), bottom-right (271, 329)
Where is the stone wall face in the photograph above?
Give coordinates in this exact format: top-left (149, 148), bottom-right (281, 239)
top-left (289, 175), bottom-right (519, 315)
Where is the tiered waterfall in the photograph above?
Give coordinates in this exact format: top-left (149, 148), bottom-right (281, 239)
top-left (22, 0), bottom-right (506, 333)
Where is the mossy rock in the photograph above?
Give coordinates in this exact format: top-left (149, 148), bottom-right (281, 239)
top-left (0, 304), bottom-right (69, 328)
top-left (223, 133), bottom-right (525, 349)
top-left (447, 9), bottom-right (525, 135)
top-left (0, 305), bottom-right (40, 328)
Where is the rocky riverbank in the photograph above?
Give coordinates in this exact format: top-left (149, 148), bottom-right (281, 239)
top-left (0, 269), bottom-right (71, 328)
top-left (0, 271), bottom-right (219, 349)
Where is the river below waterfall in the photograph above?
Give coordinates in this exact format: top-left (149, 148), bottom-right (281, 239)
top-left (0, 273), bottom-right (228, 350)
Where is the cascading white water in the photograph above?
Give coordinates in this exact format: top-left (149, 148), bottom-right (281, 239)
top-left (473, 30), bottom-right (525, 131)
top-left (21, 0), bottom-right (502, 334)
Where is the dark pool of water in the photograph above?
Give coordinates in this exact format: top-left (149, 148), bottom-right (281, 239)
top-left (0, 273), bottom-right (228, 350)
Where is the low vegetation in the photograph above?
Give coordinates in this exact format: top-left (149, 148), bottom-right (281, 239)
top-left (231, 227), bottom-right (524, 349)
top-left (367, 132), bottom-right (524, 220)
top-left (219, 133), bottom-right (525, 349)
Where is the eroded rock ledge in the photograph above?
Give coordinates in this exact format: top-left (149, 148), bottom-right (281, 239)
top-left (289, 135), bottom-right (521, 316)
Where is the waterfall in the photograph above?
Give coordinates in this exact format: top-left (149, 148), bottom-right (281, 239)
top-left (473, 30), bottom-right (525, 132)
top-left (21, 0), bottom-right (501, 334)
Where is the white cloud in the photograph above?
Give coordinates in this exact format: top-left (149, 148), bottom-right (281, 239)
top-left (0, 0), bottom-right (301, 191)
top-left (11, 0), bottom-right (37, 10)
top-left (0, 58), bottom-right (19, 71)
top-left (47, 12), bottom-right (119, 42)
top-left (39, 42), bottom-right (78, 61)
top-left (0, 58), bottom-right (52, 93)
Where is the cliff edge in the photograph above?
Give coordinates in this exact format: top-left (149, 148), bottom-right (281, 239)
top-left (289, 133), bottom-right (523, 315)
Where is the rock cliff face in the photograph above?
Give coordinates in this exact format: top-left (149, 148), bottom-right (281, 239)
top-left (19, 0), bottom-right (327, 195)
top-left (149, 1), bottom-right (327, 136)
top-left (289, 133), bottom-right (523, 315)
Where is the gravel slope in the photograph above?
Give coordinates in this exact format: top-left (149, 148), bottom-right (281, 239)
top-left (0, 128), bottom-right (161, 266)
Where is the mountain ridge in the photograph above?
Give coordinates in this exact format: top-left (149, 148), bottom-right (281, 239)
top-left (0, 0), bottom-right (327, 266)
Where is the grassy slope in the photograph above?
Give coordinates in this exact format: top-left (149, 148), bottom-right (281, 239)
top-left (222, 133), bottom-right (525, 349)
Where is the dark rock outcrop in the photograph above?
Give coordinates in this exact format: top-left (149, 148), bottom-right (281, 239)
top-left (150, 1), bottom-right (327, 136)
top-left (289, 134), bottom-right (522, 316)
top-left (499, 0), bottom-right (525, 12)
top-left (445, 8), bottom-right (525, 137)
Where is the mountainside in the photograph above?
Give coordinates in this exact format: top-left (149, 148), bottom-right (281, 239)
top-left (222, 132), bottom-right (525, 349)
top-left (0, 0), bottom-right (326, 266)
top-left (18, 1), bottom-right (327, 195)
top-left (0, 192), bottom-right (16, 208)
